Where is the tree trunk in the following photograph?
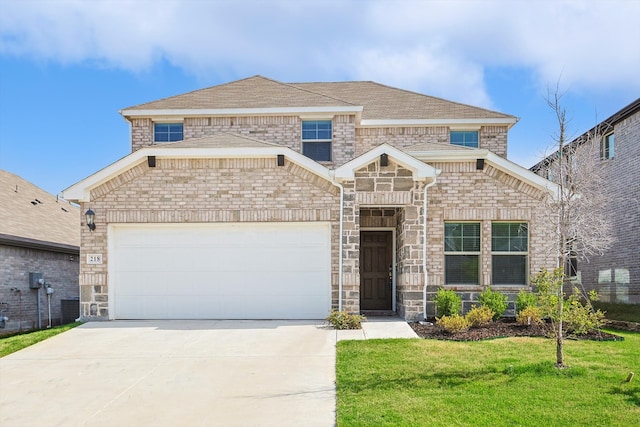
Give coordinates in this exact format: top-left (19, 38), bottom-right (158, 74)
top-left (556, 292), bottom-right (564, 367)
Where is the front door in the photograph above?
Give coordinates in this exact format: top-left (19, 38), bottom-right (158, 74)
top-left (360, 231), bottom-right (393, 311)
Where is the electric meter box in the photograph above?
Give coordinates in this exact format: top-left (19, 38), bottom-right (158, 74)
top-left (29, 272), bottom-right (43, 289)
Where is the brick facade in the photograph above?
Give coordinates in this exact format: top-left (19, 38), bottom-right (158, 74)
top-left (79, 158), bottom-right (341, 319)
top-left (74, 79), bottom-right (551, 320)
top-left (0, 245), bottom-right (79, 332)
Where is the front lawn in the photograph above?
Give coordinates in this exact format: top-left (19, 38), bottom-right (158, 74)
top-left (0, 322), bottom-right (82, 357)
top-left (337, 331), bottom-right (639, 426)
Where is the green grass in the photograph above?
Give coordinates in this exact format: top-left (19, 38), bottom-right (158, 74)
top-left (337, 331), bottom-right (639, 426)
top-left (593, 301), bottom-right (640, 323)
top-left (0, 322), bottom-right (82, 357)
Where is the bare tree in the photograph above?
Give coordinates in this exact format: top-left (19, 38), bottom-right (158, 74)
top-left (539, 87), bottom-right (614, 368)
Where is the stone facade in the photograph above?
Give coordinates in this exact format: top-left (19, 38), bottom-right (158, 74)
top-left (0, 245), bottom-right (79, 332)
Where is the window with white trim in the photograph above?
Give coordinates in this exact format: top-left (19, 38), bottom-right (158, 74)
top-left (601, 132), bottom-right (614, 160)
top-left (154, 123), bottom-right (183, 143)
top-left (450, 130), bottom-right (479, 148)
top-left (302, 120), bottom-right (332, 161)
top-left (492, 222), bottom-right (528, 286)
top-left (444, 222), bottom-right (480, 285)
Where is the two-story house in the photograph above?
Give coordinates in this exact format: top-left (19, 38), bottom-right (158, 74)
top-left (531, 98), bottom-right (640, 305)
top-left (63, 75), bottom-right (558, 321)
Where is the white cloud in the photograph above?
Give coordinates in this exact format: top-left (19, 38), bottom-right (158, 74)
top-left (1, 0), bottom-right (638, 104)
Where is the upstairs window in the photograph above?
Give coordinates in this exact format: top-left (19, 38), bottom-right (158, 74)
top-left (450, 131), bottom-right (479, 148)
top-left (444, 222), bottom-right (481, 285)
top-left (302, 120), bottom-right (332, 161)
top-left (601, 133), bottom-right (614, 160)
top-left (492, 222), bottom-right (528, 286)
top-left (154, 123), bottom-right (183, 143)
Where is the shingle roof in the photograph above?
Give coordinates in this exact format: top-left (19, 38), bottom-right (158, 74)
top-left (122, 75), bottom-right (515, 122)
top-left (0, 170), bottom-right (80, 249)
top-left (163, 133), bottom-right (280, 149)
top-left (123, 76), bottom-right (357, 111)
top-left (291, 81), bottom-right (513, 121)
top-left (404, 142), bottom-right (473, 152)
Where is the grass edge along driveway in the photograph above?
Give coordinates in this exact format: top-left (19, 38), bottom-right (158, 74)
top-left (0, 322), bottom-right (82, 357)
top-left (336, 330), bottom-right (639, 426)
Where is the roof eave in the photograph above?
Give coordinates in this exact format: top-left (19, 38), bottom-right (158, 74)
top-left (411, 149), bottom-right (559, 198)
top-left (359, 117), bottom-right (519, 129)
top-left (62, 146), bottom-right (334, 203)
top-left (334, 143), bottom-right (441, 182)
top-left (120, 106), bottom-right (364, 120)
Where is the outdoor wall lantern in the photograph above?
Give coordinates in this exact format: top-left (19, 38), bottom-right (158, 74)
top-left (85, 208), bottom-right (96, 231)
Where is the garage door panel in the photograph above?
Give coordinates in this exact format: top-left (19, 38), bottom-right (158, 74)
top-left (111, 223), bottom-right (331, 319)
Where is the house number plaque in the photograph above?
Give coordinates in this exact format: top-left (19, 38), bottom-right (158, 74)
top-left (86, 254), bottom-right (103, 265)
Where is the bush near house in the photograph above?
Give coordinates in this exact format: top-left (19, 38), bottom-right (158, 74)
top-left (436, 314), bottom-right (469, 333)
top-left (434, 288), bottom-right (462, 317)
top-left (478, 287), bottom-right (508, 320)
top-left (515, 289), bottom-right (538, 315)
top-left (465, 305), bottom-right (494, 327)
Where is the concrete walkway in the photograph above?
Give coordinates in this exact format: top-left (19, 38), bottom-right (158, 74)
top-left (336, 316), bottom-right (419, 341)
top-left (0, 317), bottom-right (416, 427)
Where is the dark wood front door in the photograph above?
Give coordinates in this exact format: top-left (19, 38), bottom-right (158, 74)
top-left (360, 231), bottom-right (393, 310)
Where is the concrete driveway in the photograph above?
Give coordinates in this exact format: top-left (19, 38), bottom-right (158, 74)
top-left (0, 320), bottom-right (336, 427)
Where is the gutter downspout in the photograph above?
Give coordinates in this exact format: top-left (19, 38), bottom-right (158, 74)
top-left (422, 179), bottom-right (437, 321)
top-left (329, 170), bottom-right (345, 312)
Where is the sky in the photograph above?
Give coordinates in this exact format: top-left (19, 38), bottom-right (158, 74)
top-left (0, 0), bottom-right (639, 196)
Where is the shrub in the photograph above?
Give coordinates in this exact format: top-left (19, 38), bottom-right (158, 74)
top-left (478, 287), bottom-right (508, 320)
top-left (515, 290), bottom-right (538, 315)
top-left (435, 288), bottom-right (462, 317)
top-left (564, 288), bottom-right (605, 335)
top-left (436, 314), bottom-right (469, 333)
top-left (326, 310), bottom-right (366, 330)
top-left (465, 305), bottom-right (494, 327)
top-left (516, 306), bottom-right (544, 326)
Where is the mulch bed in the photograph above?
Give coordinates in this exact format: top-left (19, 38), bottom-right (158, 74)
top-left (409, 319), bottom-right (624, 341)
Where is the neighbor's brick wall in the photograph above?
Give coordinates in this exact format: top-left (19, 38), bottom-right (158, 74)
top-left (423, 161), bottom-right (554, 317)
top-left (79, 158), bottom-right (341, 320)
top-left (0, 245), bottom-right (79, 332)
top-left (531, 110), bottom-right (640, 305)
top-left (578, 111), bottom-right (640, 304)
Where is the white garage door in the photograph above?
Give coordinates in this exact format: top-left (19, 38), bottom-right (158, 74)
top-left (109, 223), bottom-right (332, 319)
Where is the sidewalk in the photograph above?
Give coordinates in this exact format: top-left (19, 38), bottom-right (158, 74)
top-left (336, 316), bottom-right (419, 341)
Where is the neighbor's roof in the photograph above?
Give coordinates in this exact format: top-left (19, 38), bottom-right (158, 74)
top-left (0, 170), bottom-right (80, 251)
top-left (530, 97), bottom-right (640, 172)
top-left (121, 75), bottom-right (517, 125)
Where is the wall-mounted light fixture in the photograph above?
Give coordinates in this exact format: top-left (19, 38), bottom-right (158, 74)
top-left (380, 153), bottom-right (389, 167)
top-left (277, 154), bottom-right (285, 167)
top-left (85, 208), bottom-right (96, 231)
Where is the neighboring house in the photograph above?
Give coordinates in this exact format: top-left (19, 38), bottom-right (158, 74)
top-left (531, 98), bottom-right (640, 305)
top-left (0, 170), bottom-right (80, 332)
top-left (63, 75), bottom-right (558, 321)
